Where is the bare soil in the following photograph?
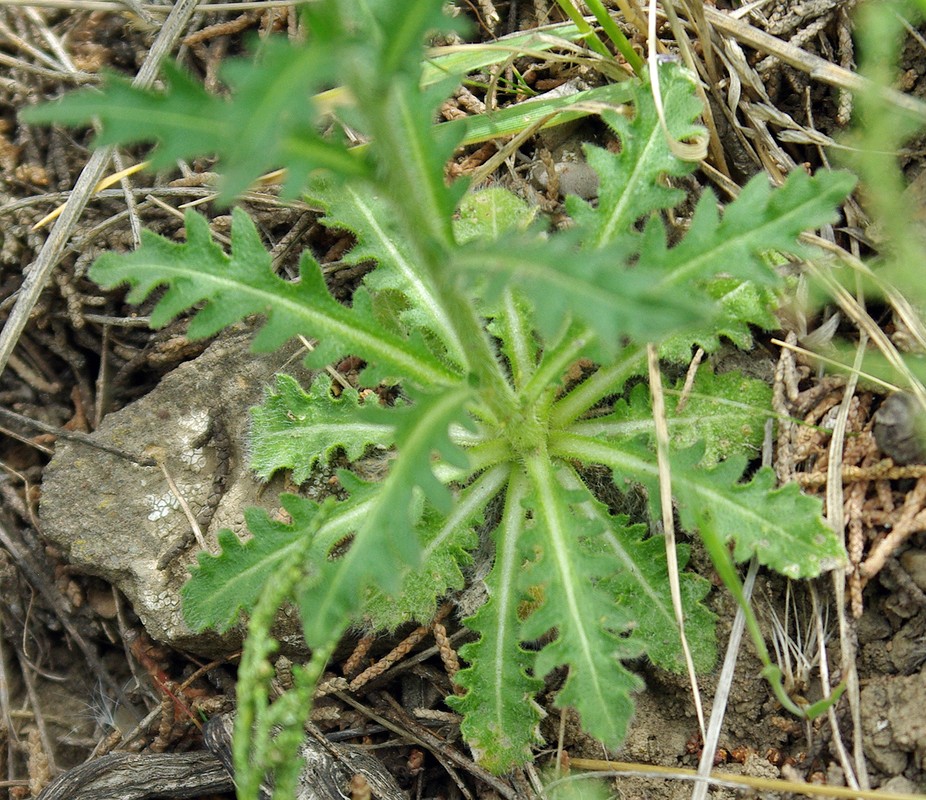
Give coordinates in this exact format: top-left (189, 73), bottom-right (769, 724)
top-left (2, 2), bottom-right (926, 798)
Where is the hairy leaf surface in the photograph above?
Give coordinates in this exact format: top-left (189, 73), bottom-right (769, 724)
top-left (90, 208), bottom-right (458, 387)
top-left (567, 63), bottom-right (705, 247)
top-left (449, 472), bottom-right (545, 772)
top-left (182, 494), bottom-right (329, 632)
top-left (520, 457), bottom-right (644, 748)
top-left (27, 0), bottom-right (861, 782)
top-left (570, 369), bottom-right (772, 465)
top-left (298, 386), bottom-right (473, 647)
top-left (660, 278), bottom-right (779, 362)
top-left (559, 467), bottom-right (716, 672)
top-left (552, 433), bottom-right (846, 578)
top-left (360, 514), bottom-right (476, 630)
top-left (309, 180), bottom-right (467, 363)
top-left (454, 234), bottom-right (713, 358)
top-left (655, 169), bottom-right (856, 289)
top-left (250, 373), bottom-right (396, 484)
top-left (21, 64), bottom-right (226, 168)
top-left (360, 468), bottom-right (502, 629)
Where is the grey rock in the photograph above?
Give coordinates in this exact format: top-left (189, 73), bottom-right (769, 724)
top-left (874, 392), bottom-right (926, 466)
top-left (882, 776), bottom-right (919, 794)
top-left (901, 549), bottom-right (926, 594)
top-left (40, 328), bottom-right (315, 657)
top-left (861, 666), bottom-right (926, 774)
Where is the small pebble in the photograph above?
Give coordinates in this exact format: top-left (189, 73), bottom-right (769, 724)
top-left (873, 392), bottom-right (926, 465)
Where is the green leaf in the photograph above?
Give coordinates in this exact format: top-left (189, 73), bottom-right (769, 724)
top-left (561, 467), bottom-right (715, 672)
top-left (361, 498), bottom-right (480, 630)
top-left (298, 386), bottom-right (473, 647)
top-left (567, 62), bottom-right (705, 248)
top-left (570, 369), bottom-right (772, 466)
top-left (363, 466), bottom-right (508, 629)
top-left (216, 35), bottom-right (361, 198)
top-left (659, 278), bottom-right (779, 362)
top-left (36, 0), bottom-right (863, 778)
top-left (309, 179), bottom-right (467, 363)
top-left (454, 187), bottom-right (538, 244)
top-left (487, 289), bottom-right (542, 393)
top-left (552, 433), bottom-right (846, 579)
top-left (23, 48), bottom-right (363, 201)
top-left (90, 208), bottom-right (458, 387)
top-left (345, 73), bottom-right (465, 253)
top-left (250, 373), bottom-right (396, 484)
top-left (675, 454), bottom-right (847, 578)
top-left (454, 234), bottom-right (713, 359)
top-left (370, 0), bottom-right (466, 79)
top-left (182, 494), bottom-right (328, 632)
top-left (449, 471), bottom-right (545, 772)
top-left (520, 457), bottom-right (644, 748)
top-left (655, 169), bottom-right (857, 290)
top-left (21, 64), bottom-right (226, 168)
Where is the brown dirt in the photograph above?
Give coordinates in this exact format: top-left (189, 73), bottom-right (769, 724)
top-left (2, 2), bottom-right (926, 798)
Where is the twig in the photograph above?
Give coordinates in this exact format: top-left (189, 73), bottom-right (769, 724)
top-left (0, 521), bottom-right (126, 707)
top-left (34, 751), bottom-right (232, 800)
top-left (690, 558), bottom-right (760, 800)
top-left (700, 5), bottom-right (926, 122)
top-left (825, 335), bottom-right (870, 790)
top-left (0, 0), bottom-right (203, 379)
top-left (560, 757), bottom-right (926, 799)
top-left (339, 690), bottom-right (523, 800)
top-left (13, 645), bottom-right (59, 777)
top-left (646, 343), bottom-right (705, 736)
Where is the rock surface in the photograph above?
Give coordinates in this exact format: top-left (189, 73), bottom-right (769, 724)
top-left (861, 664), bottom-right (926, 774)
top-left (40, 328), bottom-right (314, 656)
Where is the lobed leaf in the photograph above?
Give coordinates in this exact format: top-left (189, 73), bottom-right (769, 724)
top-left (675, 454), bottom-right (847, 578)
top-left (214, 35), bottom-right (360, 198)
top-left (567, 62), bottom-right (705, 248)
top-left (249, 373), bottom-right (396, 484)
top-left (552, 433), bottom-right (846, 579)
top-left (21, 64), bottom-right (225, 168)
top-left (308, 179), bottom-right (467, 363)
top-left (654, 169), bottom-right (857, 290)
top-left (33, 0), bottom-right (861, 779)
top-left (519, 457), bottom-right (645, 749)
top-left (298, 386), bottom-right (474, 648)
top-left (454, 233), bottom-right (713, 360)
top-left (659, 278), bottom-right (780, 362)
top-left (570, 369), bottom-right (772, 466)
top-left (449, 472), bottom-right (545, 772)
top-left (90, 208), bottom-right (459, 387)
top-left (363, 467), bottom-right (509, 630)
top-left (562, 467), bottom-right (716, 672)
top-left (182, 494), bottom-right (328, 633)
top-left (23, 47), bottom-right (363, 201)
top-left (361, 495), bottom-right (483, 630)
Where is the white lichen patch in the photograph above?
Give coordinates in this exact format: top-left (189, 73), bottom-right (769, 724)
top-left (179, 447), bottom-right (207, 471)
top-left (177, 409), bottom-right (211, 472)
top-left (146, 492), bottom-right (179, 521)
top-left (181, 408), bottom-right (210, 437)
